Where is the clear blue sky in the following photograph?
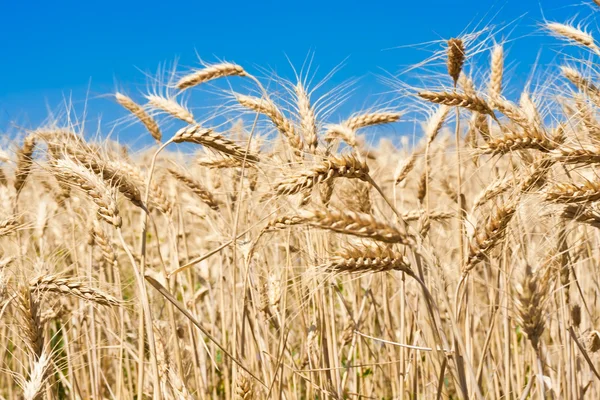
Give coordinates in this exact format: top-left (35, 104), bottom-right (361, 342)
top-left (0, 0), bottom-right (591, 142)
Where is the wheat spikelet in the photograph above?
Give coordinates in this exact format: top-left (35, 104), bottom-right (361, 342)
top-left (574, 95), bottom-right (600, 138)
top-left (324, 246), bottom-right (411, 274)
top-left (546, 22), bottom-right (600, 53)
top-left (298, 208), bottom-right (412, 244)
top-left (324, 124), bottom-right (357, 147)
top-left (562, 66), bottom-right (600, 107)
top-left (236, 94), bottom-right (303, 154)
top-left (145, 94), bottom-right (195, 123)
top-left (295, 82), bottom-right (318, 152)
top-left (17, 289), bottom-right (44, 358)
top-left (0, 215), bottom-right (19, 237)
top-left (173, 124), bottom-right (259, 162)
top-left (426, 106), bottom-right (450, 144)
top-left (112, 160), bottom-right (172, 214)
top-left (236, 373), bottom-right (254, 399)
top-left (472, 177), bottom-right (513, 209)
top-left (550, 144), bottom-right (600, 164)
top-left (275, 154), bottom-right (369, 195)
top-left (168, 167), bottom-right (220, 210)
top-left (30, 274), bottom-right (120, 306)
top-left (419, 91), bottom-right (493, 116)
top-left (177, 62), bottom-right (246, 90)
top-left (479, 129), bottom-right (554, 155)
top-left (344, 112), bottom-right (401, 130)
top-left (14, 135), bottom-right (36, 193)
top-left (545, 180), bottom-right (600, 203)
top-left (50, 157), bottom-right (122, 227)
top-left (263, 215), bottom-right (306, 231)
top-left (440, 178), bottom-right (458, 203)
top-left (489, 44), bottom-right (504, 100)
top-left (91, 219), bottom-right (117, 270)
top-left (562, 205), bottom-right (600, 228)
top-left (491, 96), bottom-right (531, 127)
top-left (447, 38), bottom-right (465, 85)
top-left (465, 202), bottom-right (517, 272)
top-left (342, 181), bottom-right (372, 213)
top-left (459, 73), bottom-right (476, 97)
top-left (197, 155), bottom-right (244, 169)
top-left (515, 262), bottom-right (554, 350)
top-left (22, 351), bottom-right (50, 400)
top-left (400, 209), bottom-right (453, 222)
top-left (115, 93), bottom-right (162, 143)
top-left (394, 152), bottom-right (417, 185)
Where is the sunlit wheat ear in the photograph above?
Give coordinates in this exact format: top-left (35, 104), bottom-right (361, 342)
top-left (70, 152), bottom-right (145, 210)
top-left (14, 135), bottom-right (36, 193)
top-left (465, 201), bottom-right (517, 273)
top-left (91, 219), bottom-right (117, 270)
top-left (344, 112), bottom-right (401, 130)
top-left (168, 167), bottom-right (220, 210)
top-left (173, 124), bottom-right (259, 162)
top-left (479, 129), bottom-right (554, 156)
top-left (515, 262), bottom-right (554, 351)
top-left (550, 143), bottom-right (600, 164)
top-left (263, 215), bottom-right (306, 232)
top-left (545, 180), bottom-right (600, 203)
top-left (22, 351), bottom-right (50, 400)
top-left (30, 274), bottom-right (121, 306)
top-left (197, 155), bottom-right (244, 169)
top-left (295, 82), bottom-right (318, 152)
top-left (115, 92), bottom-right (162, 143)
top-left (400, 209), bottom-right (453, 222)
top-left (176, 62), bottom-right (246, 90)
top-left (576, 96), bottom-right (600, 139)
top-left (298, 208), bottom-right (413, 245)
top-left (561, 66), bottom-right (600, 107)
top-left (50, 157), bottom-right (122, 227)
top-left (235, 373), bottom-right (254, 400)
top-left (394, 152), bottom-right (417, 185)
top-left (419, 91), bottom-right (494, 116)
top-left (17, 288), bottom-right (44, 358)
top-left (145, 94), bottom-right (195, 124)
top-left (324, 246), bottom-right (412, 275)
top-left (110, 159), bottom-right (172, 214)
top-left (489, 44), bottom-right (504, 100)
top-left (275, 154), bottom-right (369, 195)
top-left (236, 94), bottom-right (303, 154)
top-left (426, 106), bottom-right (450, 144)
top-left (447, 38), bottom-right (465, 85)
top-left (546, 22), bottom-right (600, 54)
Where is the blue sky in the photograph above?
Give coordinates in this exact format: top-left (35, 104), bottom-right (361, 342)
top-left (0, 0), bottom-right (593, 143)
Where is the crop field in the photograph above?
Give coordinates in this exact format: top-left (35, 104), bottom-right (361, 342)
top-left (3, 3), bottom-right (600, 399)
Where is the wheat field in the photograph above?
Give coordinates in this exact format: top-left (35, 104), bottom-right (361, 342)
top-left (4, 4), bottom-right (600, 400)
